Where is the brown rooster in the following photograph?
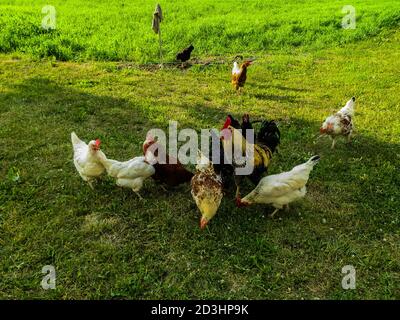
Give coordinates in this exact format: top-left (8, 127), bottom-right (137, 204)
top-left (231, 59), bottom-right (253, 91)
top-left (143, 136), bottom-right (193, 187)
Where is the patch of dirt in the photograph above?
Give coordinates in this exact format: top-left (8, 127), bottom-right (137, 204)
top-left (117, 57), bottom-right (228, 72)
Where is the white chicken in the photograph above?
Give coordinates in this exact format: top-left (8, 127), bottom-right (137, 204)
top-left (97, 153), bottom-right (155, 199)
top-left (191, 151), bottom-right (223, 229)
top-left (320, 97), bottom-right (356, 149)
top-left (238, 155), bottom-right (320, 218)
top-left (71, 132), bottom-right (106, 189)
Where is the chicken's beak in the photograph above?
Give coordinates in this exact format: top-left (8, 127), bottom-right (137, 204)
top-left (200, 217), bottom-right (209, 230)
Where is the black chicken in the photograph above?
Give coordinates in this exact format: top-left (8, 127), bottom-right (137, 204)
top-left (176, 44), bottom-right (194, 62)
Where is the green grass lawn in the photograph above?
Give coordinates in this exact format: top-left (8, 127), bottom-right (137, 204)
top-left (1, 0), bottom-right (400, 62)
top-left (0, 1), bottom-right (399, 300)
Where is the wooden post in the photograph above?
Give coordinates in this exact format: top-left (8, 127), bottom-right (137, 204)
top-left (158, 28), bottom-right (163, 67)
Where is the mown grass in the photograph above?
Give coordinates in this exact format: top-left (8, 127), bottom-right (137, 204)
top-left (0, 0), bottom-right (400, 62)
top-left (0, 21), bottom-right (399, 299)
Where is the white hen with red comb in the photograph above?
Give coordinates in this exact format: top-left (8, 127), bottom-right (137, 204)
top-left (71, 132), bottom-right (106, 189)
top-left (239, 156), bottom-right (320, 218)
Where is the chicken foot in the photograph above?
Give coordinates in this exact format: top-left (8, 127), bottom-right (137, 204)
top-left (330, 137), bottom-right (336, 149)
top-left (133, 190), bottom-right (143, 200)
top-left (269, 204), bottom-right (289, 218)
top-left (87, 180), bottom-right (95, 190)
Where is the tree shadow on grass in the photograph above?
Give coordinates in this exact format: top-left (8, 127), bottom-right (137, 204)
top-left (1, 76), bottom-right (398, 221)
top-left (220, 115), bottom-right (399, 229)
top-left (251, 82), bottom-right (311, 93)
top-left (252, 93), bottom-right (307, 104)
top-left (272, 85), bottom-right (311, 93)
top-left (248, 82), bottom-right (314, 105)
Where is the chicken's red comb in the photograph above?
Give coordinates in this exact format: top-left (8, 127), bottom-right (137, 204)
top-left (222, 116), bottom-right (231, 130)
top-left (95, 139), bottom-right (101, 147)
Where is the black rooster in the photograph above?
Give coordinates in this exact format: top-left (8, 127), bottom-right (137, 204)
top-left (176, 44), bottom-right (194, 62)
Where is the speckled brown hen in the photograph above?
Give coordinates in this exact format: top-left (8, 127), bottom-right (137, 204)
top-left (191, 151), bottom-right (223, 229)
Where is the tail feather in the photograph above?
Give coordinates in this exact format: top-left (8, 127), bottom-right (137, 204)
top-left (339, 97), bottom-right (356, 116)
top-left (257, 120), bottom-right (281, 153)
top-left (308, 155), bottom-right (320, 166)
top-left (71, 132), bottom-right (83, 145)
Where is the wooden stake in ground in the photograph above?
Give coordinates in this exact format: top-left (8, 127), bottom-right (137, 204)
top-left (152, 4), bottom-right (163, 67)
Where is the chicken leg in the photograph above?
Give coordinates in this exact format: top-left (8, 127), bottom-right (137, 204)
top-left (87, 180), bottom-right (95, 190)
top-left (234, 176), bottom-right (243, 207)
top-left (269, 208), bottom-right (280, 218)
top-left (133, 190), bottom-right (143, 200)
top-left (235, 187), bottom-right (242, 207)
top-left (347, 133), bottom-right (352, 143)
top-left (331, 137), bottom-right (336, 149)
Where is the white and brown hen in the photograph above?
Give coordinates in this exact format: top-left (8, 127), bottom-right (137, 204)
top-left (320, 97), bottom-right (356, 148)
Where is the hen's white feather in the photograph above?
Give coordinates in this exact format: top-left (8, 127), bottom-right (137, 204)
top-left (320, 97), bottom-right (355, 138)
top-left (338, 98), bottom-right (355, 117)
top-left (232, 61), bottom-right (241, 76)
top-left (71, 132), bottom-right (105, 186)
top-left (99, 154), bottom-right (155, 193)
top-left (241, 156), bottom-right (319, 208)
